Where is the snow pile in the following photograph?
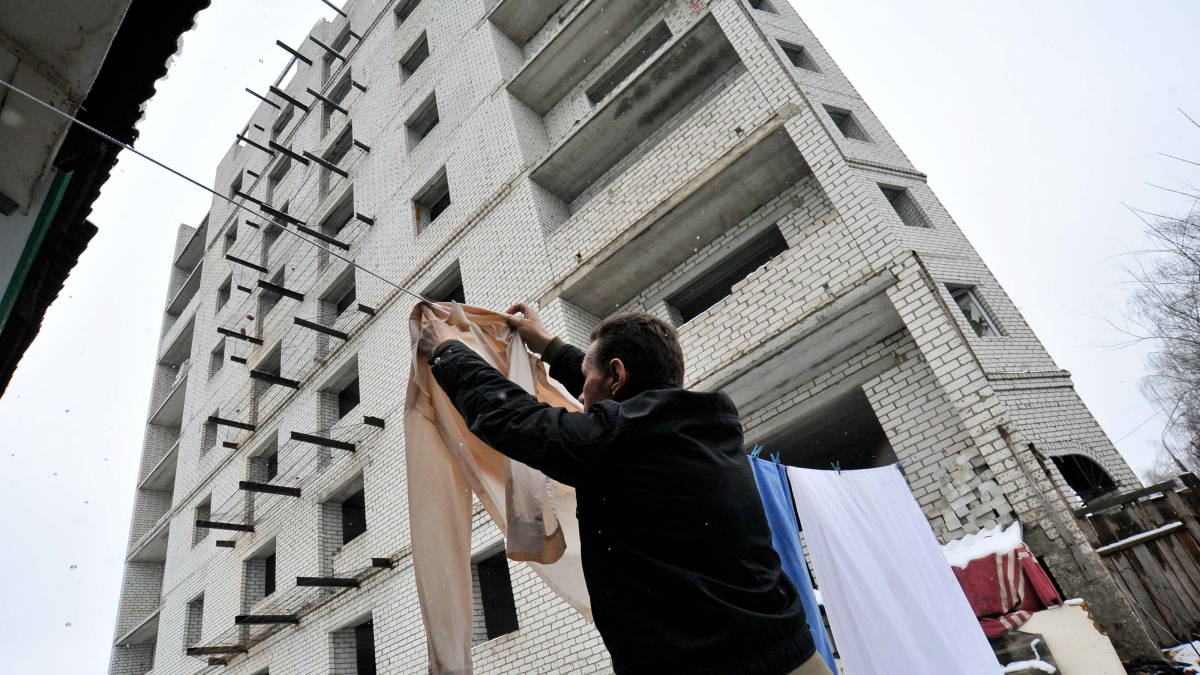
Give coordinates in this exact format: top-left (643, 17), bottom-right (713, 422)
top-left (1166, 640), bottom-right (1200, 673)
top-left (942, 522), bottom-right (1023, 568)
top-left (1002, 638), bottom-right (1056, 674)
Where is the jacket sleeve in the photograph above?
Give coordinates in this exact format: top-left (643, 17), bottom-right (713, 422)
top-left (541, 338), bottom-right (587, 399)
top-left (428, 340), bottom-right (613, 487)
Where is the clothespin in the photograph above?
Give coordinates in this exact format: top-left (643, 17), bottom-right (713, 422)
top-left (749, 444), bottom-right (763, 459)
top-left (832, 461), bottom-right (841, 475)
top-left (770, 452), bottom-right (780, 466)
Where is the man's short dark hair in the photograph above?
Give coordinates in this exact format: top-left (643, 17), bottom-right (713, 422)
top-left (590, 313), bottom-right (685, 395)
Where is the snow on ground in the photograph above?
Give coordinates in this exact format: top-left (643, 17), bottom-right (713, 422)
top-left (1166, 641), bottom-right (1200, 673)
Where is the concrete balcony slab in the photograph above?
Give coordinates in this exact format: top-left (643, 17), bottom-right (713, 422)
top-left (148, 370), bottom-right (187, 428)
top-left (138, 442), bottom-right (179, 493)
top-left (528, 13), bottom-right (741, 203)
top-left (129, 519), bottom-right (169, 563)
top-left (541, 125), bottom-right (807, 318)
top-left (507, 0), bottom-right (667, 116)
top-left (166, 261), bottom-right (203, 316)
top-left (115, 609), bottom-right (160, 647)
top-left (487, 0), bottom-right (570, 47)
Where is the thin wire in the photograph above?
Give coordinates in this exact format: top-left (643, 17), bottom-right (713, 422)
top-left (0, 76), bottom-right (438, 307)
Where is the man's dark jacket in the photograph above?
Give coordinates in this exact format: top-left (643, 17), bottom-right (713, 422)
top-left (429, 339), bottom-right (815, 675)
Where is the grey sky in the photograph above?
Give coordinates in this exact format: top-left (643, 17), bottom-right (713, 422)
top-left (0, 1), bottom-right (1197, 672)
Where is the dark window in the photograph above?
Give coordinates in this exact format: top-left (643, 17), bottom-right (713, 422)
top-left (321, 193), bottom-right (355, 240)
top-left (475, 549), bottom-right (519, 641)
top-left (341, 488), bottom-right (366, 544)
top-left (230, 173), bottom-right (243, 198)
top-left (266, 449), bottom-right (278, 481)
top-left (880, 186), bottom-right (930, 228)
top-left (400, 32), bottom-right (429, 81)
top-left (824, 105), bottom-right (870, 141)
top-left (666, 226), bottom-right (789, 323)
top-left (338, 378), bottom-right (360, 419)
top-left (336, 282), bottom-right (357, 316)
top-left (330, 76), bottom-right (353, 105)
top-left (201, 418), bottom-right (218, 458)
top-left (264, 219), bottom-right (284, 252)
top-left (395, 0), bottom-right (421, 24)
top-left (268, 159), bottom-right (291, 205)
top-left (326, 127), bottom-right (354, 167)
top-left (748, 0), bottom-right (777, 12)
top-left (224, 225), bottom-right (238, 254)
top-left (424, 264), bottom-right (465, 304)
top-left (778, 40), bottom-right (818, 71)
top-left (354, 621), bottom-right (377, 675)
top-left (948, 286), bottom-right (1001, 338)
top-left (264, 553), bottom-right (276, 597)
top-left (406, 93), bottom-right (440, 147)
top-left (586, 23), bottom-right (671, 104)
top-left (217, 277), bottom-right (231, 313)
top-left (414, 169), bottom-right (451, 231)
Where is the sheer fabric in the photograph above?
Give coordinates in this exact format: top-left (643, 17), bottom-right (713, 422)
top-left (405, 303), bottom-right (590, 675)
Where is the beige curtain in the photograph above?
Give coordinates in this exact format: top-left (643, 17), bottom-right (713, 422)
top-left (404, 302), bottom-right (591, 674)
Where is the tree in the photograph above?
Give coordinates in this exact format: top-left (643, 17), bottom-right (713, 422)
top-left (1123, 204), bottom-right (1200, 477)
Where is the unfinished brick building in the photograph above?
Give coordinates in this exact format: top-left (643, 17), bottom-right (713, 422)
top-left (109, 0), bottom-right (1159, 672)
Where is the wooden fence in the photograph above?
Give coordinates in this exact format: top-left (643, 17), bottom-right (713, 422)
top-left (1074, 474), bottom-right (1200, 648)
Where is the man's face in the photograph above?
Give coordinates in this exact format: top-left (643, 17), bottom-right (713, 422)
top-left (580, 341), bottom-right (616, 409)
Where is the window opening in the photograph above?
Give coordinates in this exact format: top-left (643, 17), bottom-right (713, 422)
top-left (272, 106), bottom-right (295, 142)
top-left (748, 0), bottom-right (777, 12)
top-left (266, 448), bottom-right (279, 481)
top-left (354, 621), bottom-right (377, 675)
top-left (260, 269), bottom-right (286, 317)
top-left (413, 169), bottom-right (450, 231)
top-left (400, 32), bottom-right (429, 82)
top-left (824, 105), bottom-right (870, 141)
top-left (321, 192), bottom-right (355, 241)
top-left (193, 496), bottom-right (212, 546)
top-left (337, 378), bottom-right (361, 419)
top-left (223, 224), bottom-right (238, 254)
top-left (229, 173), bottom-right (243, 198)
top-left (210, 340), bottom-right (225, 379)
top-left (947, 286), bottom-right (1001, 338)
top-left (472, 547), bottom-right (519, 644)
top-left (1050, 455), bottom-right (1118, 505)
top-left (186, 594), bottom-right (205, 646)
top-left (326, 270), bottom-right (357, 317)
top-left (323, 29), bottom-right (353, 83)
top-left (201, 417), bottom-right (218, 458)
top-left (423, 263), bottom-right (465, 304)
top-left (268, 158), bottom-right (291, 205)
top-left (341, 488), bottom-right (367, 544)
top-left (395, 0), bottom-right (422, 25)
top-left (405, 93), bottom-right (440, 149)
top-left (217, 276), bottom-right (232, 313)
top-left (778, 40), bottom-right (818, 71)
top-left (586, 23), bottom-right (672, 104)
top-left (879, 186), bottom-right (930, 228)
top-left (666, 226), bottom-right (789, 324)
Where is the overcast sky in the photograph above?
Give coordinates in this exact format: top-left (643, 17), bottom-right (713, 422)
top-left (0, 1), bottom-right (1197, 672)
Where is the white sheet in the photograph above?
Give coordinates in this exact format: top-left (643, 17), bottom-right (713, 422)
top-left (787, 465), bottom-right (1002, 675)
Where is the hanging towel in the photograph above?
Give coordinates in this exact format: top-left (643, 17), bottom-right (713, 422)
top-left (404, 302), bottom-right (591, 674)
top-left (749, 456), bottom-right (837, 671)
top-left (786, 465), bottom-right (1003, 675)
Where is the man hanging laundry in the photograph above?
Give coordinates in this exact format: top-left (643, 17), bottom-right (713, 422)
top-left (417, 303), bottom-right (832, 675)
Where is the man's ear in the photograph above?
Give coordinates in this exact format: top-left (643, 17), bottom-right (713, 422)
top-left (608, 358), bottom-right (628, 397)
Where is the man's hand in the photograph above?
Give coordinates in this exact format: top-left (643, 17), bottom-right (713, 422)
top-left (418, 306), bottom-right (459, 357)
top-left (506, 302), bottom-right (555, 354)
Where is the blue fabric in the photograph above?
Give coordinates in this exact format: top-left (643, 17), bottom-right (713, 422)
top-left (749, 456), bottom-right (837, 671)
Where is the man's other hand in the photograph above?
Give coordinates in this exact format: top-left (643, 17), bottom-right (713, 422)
top-left (418, 306), bottom-right (459, 357)
top-left (506, 302), bottom-right (554, 354)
